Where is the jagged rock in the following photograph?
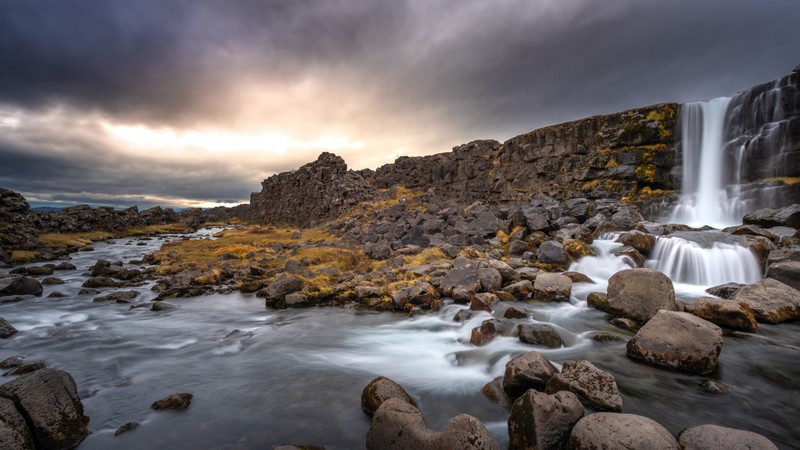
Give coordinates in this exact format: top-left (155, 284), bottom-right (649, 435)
top-left (612, 245), bottom-right (645, 268)
top-left (569, 413), bottom-right (679, 449)
top-left (262, 274), bottom-right (304, 307)
top-left (545, 360), bottom-right (623, 412)
top-left (505, 280), bottom-right (534, 299)
top-left (0, 276), bottom-right (43, 297)
top-left (365, 240), bottom-right (392, 260)
top-left (532, 273), bottom-right (572, 302)
top-left (766, 260), bottom-right (800, 291)
top-left (477, 267), bottom-right (503, 292)
top-left (606, 268), bottom-right (677, 323)
top-left (616, 230), bottom-right (656, 254)
top-left (732, 278), bottom-right (800, 323)
top-left (508, 390), bottom-right (584, 450)
top-left (469, 293), bottom-right (499, 312)
top-left (361, 376), bottom-right (417, 416)
top-left (684, 298), bottom-right (758, 332)
top-left (365, 397), bottom-right (499, 450)
top-left (0, 317), bottom-right (17, 338)
top-left (537, 241), bottom-right (569, 265)
top-left (743, 204), bottom-right (800, 228)
top-left (0, 369), bottom-right (90, 449)
top-left (627, 311), bottom-right (723, 374)
top-left (392, 281), bottom-right (436, 309)
top-left (469, 212), bottom-right (508, 237)
top-left (0, 396), bottom-right (34, 449)
top-left (93, 290), bottom-right (140, 303)
top-left (481, 376), bottom-right (512, 408)
top-left (705, 283), bottom-right (744, 299)
top-left (355, 286), bottom-right (381, 298)
top-left (151, 392), bottom-right (193, 411)
top-left (439, 263), bottom-right (481, 297)
top-left (503, 352), bottom-right (559, 398)
top-left (610, 205), bottom-right (644, 230)
top-left (518, 324), bottom-right (563, 348)
top-left (452, 310), bottom-right (473, 322)
top-left (470, 319), bottom-right (498, 346)
top-left (677, 424), bottom-right (778, 450)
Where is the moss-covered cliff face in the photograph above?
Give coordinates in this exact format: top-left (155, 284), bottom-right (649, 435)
top-left (373, 103), bottom-right (680, 204)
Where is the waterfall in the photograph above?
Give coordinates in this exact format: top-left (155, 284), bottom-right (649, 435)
top-left (646, 232), bottom-right (761, 286)
top-left (670, 97), bottom-right (743, 228)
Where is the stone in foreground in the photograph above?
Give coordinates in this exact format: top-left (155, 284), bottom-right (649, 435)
top-left (626, 310), bottom-right (723, 374)
top-left (366, 397), bottom-right (499, 450)
top-left (503, 352), bottom-right (559, 398)
top-left (0, 369), bottom-right (90, 449)
top-left (684, 298), bottom-right (758, 332)
top-left (569, 413), bottom-right (679, 449)
top-left (508, 390), bottom-right (584, 450)
top-left (677, 424), bottom-right (778, 450)
top-left (766, 260), bottom-right (800, 291)
top-left (532, 273), bottom-right (572, 302)
top-left (0, 397), bottom-right (34, 449)
top-left (732, 278), bottom-right (800, 324)
top-left (361, 376), bottom-right (417, 416)
top-left (606, 268), bottom-right (677, 323)
top-left (545, 360), bottom-right (623, 412)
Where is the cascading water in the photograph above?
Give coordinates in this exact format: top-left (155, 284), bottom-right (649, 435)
top-left (645, 232), bottom-right (762, 287)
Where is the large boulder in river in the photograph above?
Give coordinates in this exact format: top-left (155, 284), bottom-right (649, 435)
top-left (0, 276), bottom-right (43, 297)
top-left (536, 241), bottom-right (569, 266)
top-left (508, 390), bottom-right (584, 450)
top-left (743, 204), bottom-right (800, 228)
top-left (0, 396), bottom-right (34, 449)
top-left (518, 324), bottom-right (563, 348)
top-left (503, 352), bottom-right (559, 398)
top-left (677, 424), bottom-right (778, 450)
top-left (684, 298), bottom-right (758, 332)
top-left (361, 376), bottom-right (417, 416)
top-left (606, 268), bottom-right (677, 323)
top-left (366, 397), bottom-right (499, 450)
top-left (0, 317), bottom-right (18, 338)
top-left (439, 258), bottom-right (482, 297)
top-left (261, 274), bottom-right (304, 307)
top-left (766, 260), bottom-right (800, 291)
top-left (0, 369), bottom-right (90, 449)
top-left (616, 230), bottom-right (656, 255)
top-left (732, 278), bottom-right (800, 324)
top-left (532, 273), bottom-right (572, 302)
top-left (569, 413), bottom-right (679, 450)
top-left (626, 310), bottom-right (723, 374)
top-left (545, 360), bottom-right (623, 412)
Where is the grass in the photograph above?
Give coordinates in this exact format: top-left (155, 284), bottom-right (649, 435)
top-left (40, 231), bottom-right (114, 249)
top-left (120, 223), bottom-right (194, 236)
top-left (756, 177), bottom-right (800, 185)
top-left (403, 247), bottom-right (447, 266)
top-left (10, 251), bottom-right (40, 263)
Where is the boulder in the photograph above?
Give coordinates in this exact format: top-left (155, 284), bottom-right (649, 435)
top-left (470, 319), bottom-right (498, 346)
top-left (361, 376), bottom-right (417, 416)
top-left (439, 264), bottom-right (481, 297)
top-left (54, 262), bottom-right (77, 271)
top-left (766, 260), bottom-right (800, 291)
top-left (480, 377), bottom-right (512, 408)
top-left (0, 317), bottom-right (17, 338)
top-left (503, 352), bottom-right (559, 398)
top-left (41, 277), bottom-right (65, 285)
top-left (684, 298), bottom-right (758, 332)
top-left (82, 276), bottom-right (121, 288)
top-left (606, 268), bottom-right (677, 323)
top-left (677, 424), bottom-right (778, 450)
top-left (365, 398), bottom-right (499, 450)
top-left (26, 265), bottom-right (54, 276)
top-left (508, 390), bottom-right (584, 450)
top-left (477, 268), bottom-right (503, 292)
top-left (518, 324), bottom-right (563, 348)
top-left (743, 204), bottom-right (800, 228)
top-left (569, 413), bottom-right (679, 450)
top-left (626, 311), bottom-right (723, 374)
top-left (610, 206), bottom-right (644, 230)
top-left (283, 292), bottom-right (309, 307)
top-left (485, 259), bottom-right (520, 284)
top-left (503, 306), bottom-right (528, 319)
top-left (612, 245), bottom-right (645, 268)
top-left (469, 293), bottom-right (499, 312)
top-left (151, 301), bottom-right (178, 311)
top-left (732, 278), bottom-right (800, 324)
top-left (262, 274), bottom-right (304, 307)
top-left (544, 360), bottom-right (623, 412)
top-left (6, 360), bottom-right (47, 376)
top-left (0, 276), bottom-right (43, 297)
top-left (505, 280), bottom-right (534, 299)
top-left (536, 241), bottom-right (569, 265)
top-left (561, 271), bottom-right (593, 284)
top-left (0, 396), bottom-right (34, 449)
top-left (616, 230), bottom-right (656, 255)
top-left (0, 369), bottom-right (90, 449)
top-left (532, 273), bottom-right (572, 302)
top-left (392, 281), bottom-right (436, 309)
top-left (705, 282), bottom-right (744, 299)
top-left (151, 392), bottom-right (193, 411)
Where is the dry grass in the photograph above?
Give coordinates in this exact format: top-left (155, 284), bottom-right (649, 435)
top-left (121, 223), bottom-right (194, 236)
top-left (39, 231), bottom-right (114, 249)
top-left (10, 251), bottom-right (40, 262)
top-left (403, 247), bottom-right (447, 266)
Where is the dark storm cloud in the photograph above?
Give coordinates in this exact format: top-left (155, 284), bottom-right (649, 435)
top-left (1, 0), bottom-right (798, 207)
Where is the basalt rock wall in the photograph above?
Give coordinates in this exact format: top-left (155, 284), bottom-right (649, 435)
top-left (373, 103), bottom-right (680, 204)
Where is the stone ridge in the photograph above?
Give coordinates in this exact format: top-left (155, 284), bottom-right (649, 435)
top-left (374, 104), bottom-right (680, 204)
top-left (248, 152), bottom-right (377, 227)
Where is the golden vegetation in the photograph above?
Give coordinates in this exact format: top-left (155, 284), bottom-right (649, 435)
top-left (10, 251), bottom-right (40, 263)
top-left (121, 223), bottom-right (194, 236)
top-left (39, 231), bottom-right (114, 249)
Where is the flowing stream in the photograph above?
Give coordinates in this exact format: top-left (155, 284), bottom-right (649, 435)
top-left (1, 230), bottom-right (798, 449)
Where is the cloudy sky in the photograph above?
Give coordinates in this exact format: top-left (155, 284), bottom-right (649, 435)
top-left (1, 0), bottom-right (798, 209)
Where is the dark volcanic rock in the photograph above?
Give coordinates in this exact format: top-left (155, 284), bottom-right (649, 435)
top-left (503, 352), bottom-right (559, 398)
top-left (569, 413), bottom-right (679, 450)
top-left (545, 360), bottom-right (623, 412)
top-left (518, 324), bottom-right (563, 348)
top-left (508, 390), bottom-right (584, 450)
top-left (743, 204), bottom-right (800, 228)
top-left (626, 310), bottom-right (723, 374)
top-left (151, 392), bottom-right (193, 411)
top-left (766, 260), bottom-right (800, 291)
top-left (732, 278), bottom-right (800, 324)
top-left (0, 396), bottom-right (35, 449)
top-left (0, 369), bottom-right (90, 449)
top-left (361, 376), bottom-right (417, 416)
top-left (0, 317), bottom-right (17, 338)
top-left (705, 282), bottom-right (744, 299)
top-left (606, 268), bottom-right (677, 323)
top-left (261, 274), bottom-right (304, 307)
top-left (93, 290), bottom-right (140, 303)
top-left (0, 276), bottom-right (43, 297)
top-left (684, 298), bottom-right (758, 332)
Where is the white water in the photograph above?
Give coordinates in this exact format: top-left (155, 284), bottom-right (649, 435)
top-left (671, 98), bottom-right (745, 228)
top-left (646, 234), bottom-right (761, 287)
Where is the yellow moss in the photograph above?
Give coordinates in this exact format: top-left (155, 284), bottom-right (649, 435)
top-left (756, 177), bottom-right (800, 185)
top-left (635, 164), bottom-right (657, 183)
top-left (213, 244), bottom-right (260, 259)
top-left (122, 223), bottom-right (194, 236)
top-left (403, 247), bottom-right (447, 266)
top-left (39, 231), bottom-right (113, 249)
top-left (605, 159), bottom-right (620, 169)
top-left (10, 251), bottom-right (40, 262)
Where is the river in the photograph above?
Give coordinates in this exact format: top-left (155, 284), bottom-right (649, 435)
top-left (1, 228), bottom-right (798, 449)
